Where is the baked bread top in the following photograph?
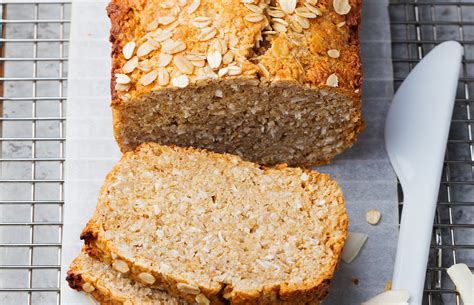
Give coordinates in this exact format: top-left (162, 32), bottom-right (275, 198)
top-left (108, 0), bottom-right (362, 103)
top-left (81, 143), bottom-right (348, 304)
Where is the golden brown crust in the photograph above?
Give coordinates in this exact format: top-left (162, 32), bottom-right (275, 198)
top-left (107, 0), bottom-right (131, 104)
top-left (108, 0), bottom-right (362, 97)
top-left (259, 0), bottom-right (362, 89)
top-left (66, 270), bottom-right (83, 291)
top-left (81, 143), bottom-right (348, 304)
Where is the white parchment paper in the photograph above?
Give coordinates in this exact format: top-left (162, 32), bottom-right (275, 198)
top-left (61, 0), bottom-right (398, 304)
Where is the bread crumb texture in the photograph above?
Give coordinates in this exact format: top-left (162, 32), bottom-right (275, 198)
top-left (67, 250), bottom-right (190, 304)
top-left (108, 0), bottom-right (364, 167)
top-left (81, 143), bottom-right (348, 304)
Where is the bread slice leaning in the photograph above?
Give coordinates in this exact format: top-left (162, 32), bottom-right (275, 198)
top-left (81, 143), bottom-right (348, 305)
top-left (67, 249), bottom-right (189, 305)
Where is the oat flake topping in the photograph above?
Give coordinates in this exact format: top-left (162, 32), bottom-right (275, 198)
top-left (116, 0), bottom-right (351, 92)
top-left (333, 0), bottom-right (351, 15)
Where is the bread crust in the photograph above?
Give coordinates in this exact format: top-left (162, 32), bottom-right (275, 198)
top-left (107, 0), bottom-right (363, 98)
top-left (107, 0), bottom-right (364, 167)
top-left (80, 143), bottom-right (348, 304)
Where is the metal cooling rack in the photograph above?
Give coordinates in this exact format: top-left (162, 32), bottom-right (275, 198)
top-left (0, 0), bottom-right (69, 304)
top-left (390, 1), bottom-right (474, 304)
top-left (0, 0), bottom-right (472, 305)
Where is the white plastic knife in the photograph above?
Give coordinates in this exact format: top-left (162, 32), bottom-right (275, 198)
top-left (385, 41), bottom-right (463, 305)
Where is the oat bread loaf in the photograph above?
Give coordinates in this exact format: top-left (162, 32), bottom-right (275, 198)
top-left (108, 0), bottom-right (363, 167)
top-left (81, 143), bottom-right (348, 304)
top-left (67, 250), bottom-right (188, 305)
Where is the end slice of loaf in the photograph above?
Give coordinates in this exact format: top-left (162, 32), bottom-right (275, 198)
top-left (67, 250), bottom-right (189, 305)
top-left (81, 143), bottom-right (348, 305)
top-left (108, 0), bottom-right (364, 167)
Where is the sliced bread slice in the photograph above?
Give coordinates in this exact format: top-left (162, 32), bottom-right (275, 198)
top-left (81, 143), bottom-right (348, 304)
top-left (67, 250), bottom-right (188, 305)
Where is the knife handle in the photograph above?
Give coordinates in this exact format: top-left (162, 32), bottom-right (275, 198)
top-left (392, 187), bottom-right (439, 305)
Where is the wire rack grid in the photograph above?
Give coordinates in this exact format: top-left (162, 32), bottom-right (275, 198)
top-left (0, 0), bottom-right (472, 305)
top-left (0, 0), bottom-right (70, 304)
top-left (390, 1), bottom-right (474, 304)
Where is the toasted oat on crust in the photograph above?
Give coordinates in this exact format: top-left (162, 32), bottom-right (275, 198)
top-left (108, 0), bottom-right (363, 167)
top-left (80, 143), bottom-right (348, 304)
top-left (67, 250), bottom-right (189, 305)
